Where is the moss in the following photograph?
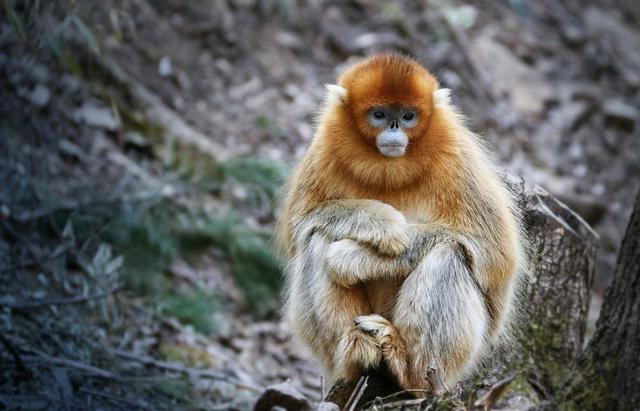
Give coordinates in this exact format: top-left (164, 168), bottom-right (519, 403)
top-left (519, 317), bottom-right (574, 390)
top-left (505, 374), bottom-right (535, 397)
top-left (551, 354), bottom-right (620, 411)
top-left (424, 390), bottom-right (466, 410)
top-left (158, 342), bottom-right (215, 368)
top-left (119, 105), bottom-right (164, 138)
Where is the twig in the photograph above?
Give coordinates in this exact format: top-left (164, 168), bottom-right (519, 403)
top-left (346, 376), bottom-right (369, 411)
top-left (110, 348), bottom-right (263, 392)
top-left (0, 220), bottom-right (41, 264)
top-left (375, 398), bottom-right (425, 409)
top-left (320, 375), bottom-right (325, 400)
top-left (0, 332), bottom-right (32, 378)
top-left (474, 374), bottom-right (516, 411)
top-left (344, 376), bottom-right (365, 410)
top-left (9, 191), bottom-right (169, 222)
top-left (0, 284), bottom-right (123, 309)
top-left (79, 387), bottom-right (151, 410)
top-left (361, 389), bottom-right (433, 409)
top-left (22, 354), bottom-right (119, 379)
top-left (425, 362), bottom-right (443, 395)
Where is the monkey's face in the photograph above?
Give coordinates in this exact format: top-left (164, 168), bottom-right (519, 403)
top-left (325, 54), bottom-right (446, 189)
top-left (335, 54), bottom-right (437, 160)
top-left (367, 106), bottom-right (418, 158)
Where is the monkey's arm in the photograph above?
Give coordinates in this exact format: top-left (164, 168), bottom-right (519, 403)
top-left (293, 199), bottom-right (411, 257)
top-left (325, 224), bottom-right (473, 288)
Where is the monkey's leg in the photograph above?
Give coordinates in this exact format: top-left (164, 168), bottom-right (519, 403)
top-left (392, 242), bottom-right (489, 390)
top-left (285, 233), bottom-right (379, 382)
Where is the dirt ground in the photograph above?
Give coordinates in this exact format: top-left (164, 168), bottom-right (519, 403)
top-left (1, 0), bottom-right (639, 409)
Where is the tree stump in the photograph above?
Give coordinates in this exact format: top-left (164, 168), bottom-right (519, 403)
top-left (549, 189), bottom-right (640, 411)
top-left (504, 183), bottom-right (598, 392)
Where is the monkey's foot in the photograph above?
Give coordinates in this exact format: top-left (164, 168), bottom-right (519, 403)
top-left (355, 315), bottom-right (412, 389)
top-left (335, 326), bottom-right (382, 380)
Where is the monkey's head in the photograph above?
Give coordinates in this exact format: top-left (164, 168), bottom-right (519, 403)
top-left (338, 54), bottom-right (437, 158)
top-left (321, 54), bottom-right (453, 189)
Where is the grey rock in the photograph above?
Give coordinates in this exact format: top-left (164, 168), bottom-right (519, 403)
top-left (30, 64), bottom-right (50, 83)
top-left (603, 99), bottom-right (638, 132)
top-left (158, 56), bottom-right (173, 77)
top-left (562, 25), bottom-right (585, 47)
top-left (312, 402), bottom-right (339, 411)
top-left (254, 380), bottom-right (311, 411)
top-left (29, 84), bottom-right (50, 107)
top-left (73, 104), bottom-right (121, 130)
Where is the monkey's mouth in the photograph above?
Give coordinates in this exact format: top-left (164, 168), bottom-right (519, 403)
top-left (377, 143), bottom-right (407, 158)
top-left (376, 132), bottom-right (408, 158)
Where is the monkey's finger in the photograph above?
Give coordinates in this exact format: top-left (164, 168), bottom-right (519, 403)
top-left (374, 226), bottom-right (411, 256)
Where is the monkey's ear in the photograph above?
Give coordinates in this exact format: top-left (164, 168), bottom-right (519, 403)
top-left (325, 84), bottom-right (348, 106)
top-left (433, 88), bottom-right (452, 108)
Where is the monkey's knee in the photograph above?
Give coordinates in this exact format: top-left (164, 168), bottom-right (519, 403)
top-left (393, 243), bottom-right (489, 388)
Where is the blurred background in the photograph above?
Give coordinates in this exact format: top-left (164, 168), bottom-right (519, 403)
top-left (1, 0), bottom-right (639, 409)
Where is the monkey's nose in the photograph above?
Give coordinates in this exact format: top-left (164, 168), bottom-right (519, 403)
top-left (390, 120), bottom-right (399, 130)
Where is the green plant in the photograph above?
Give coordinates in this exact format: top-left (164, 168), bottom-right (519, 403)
top-left (102, 198), bottom-right (282, 320)
top-left (3, 1), bottom-right (100, 76)
top-left (103, 203), bottom-right (177, 296)
top-left (175, 213), bottom-right (282, 318)
top-left (159, 290), bottom-right (218, 335)
top-left (3, 0), bottom-right (25, 41)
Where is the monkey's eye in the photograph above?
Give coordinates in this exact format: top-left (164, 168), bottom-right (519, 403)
top-left (403, 112), bottom-right (416, 121)
top-left (373, 111), bottom-right (386, 120)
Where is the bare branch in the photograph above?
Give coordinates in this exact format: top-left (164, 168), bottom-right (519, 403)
top-left (0, 285), bottom-right (123, 310)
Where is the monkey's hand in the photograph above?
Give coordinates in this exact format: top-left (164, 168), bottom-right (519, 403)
top-left (346, 202), bottom-right (411, 256)
top-left (299, 199), bottom-right (411, 257)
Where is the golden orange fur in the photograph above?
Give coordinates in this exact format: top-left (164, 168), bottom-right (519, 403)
top-left (277, 53), bottom-right (525, 392)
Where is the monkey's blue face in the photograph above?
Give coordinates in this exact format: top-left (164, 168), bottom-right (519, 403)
top-left (368, 106), bottom-right (419, 158)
